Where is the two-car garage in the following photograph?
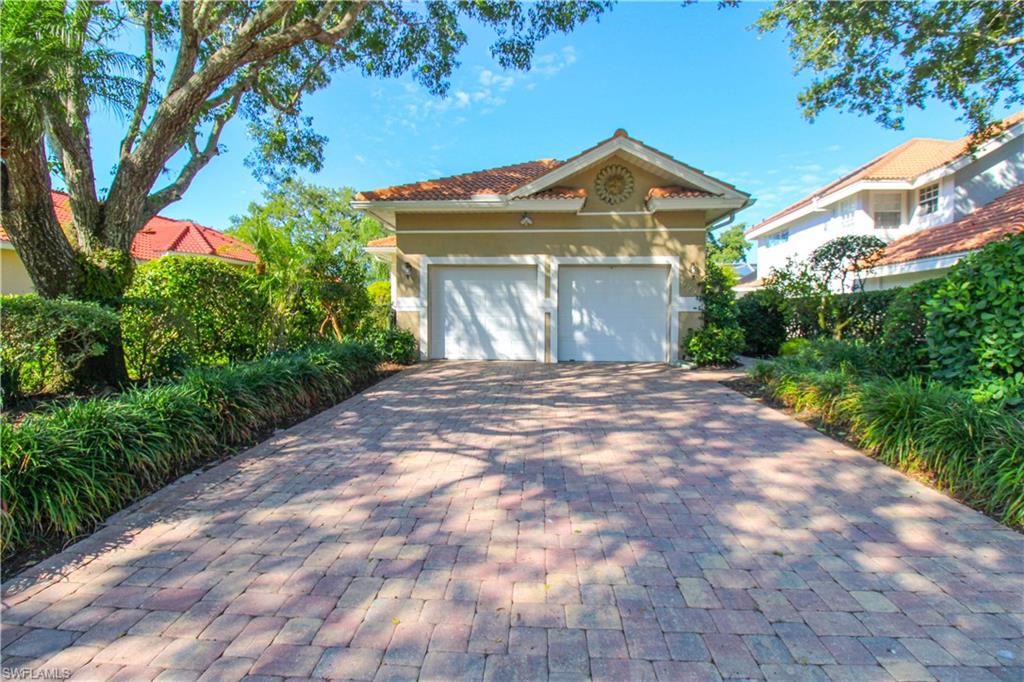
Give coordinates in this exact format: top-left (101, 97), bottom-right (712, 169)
top-left (426, 261), bottom-right (673, 362)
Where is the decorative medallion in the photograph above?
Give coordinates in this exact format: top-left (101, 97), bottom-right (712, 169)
top-left (594, 164), bottom-right (635, 205)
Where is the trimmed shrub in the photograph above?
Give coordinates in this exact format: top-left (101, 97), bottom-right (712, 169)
top-left (123, 256), bottom-right (269, 379)
top-left (925, 233), bottom-right (1024, 404)
top-left (784, 289), bottom-right (897, 341)
top-left (686, 260), bottom-right (744, 366)
top-left (0, 341), bottom-right (381, 558)
top-left (737, 289), bottom-right (786, 357)
top-left (360, 327), bottom-right (417, 365)
top-left (878, 279), bottom-right (943, 377)
top-left (685, 324), bottom-right (744, 366)
top-left (0, 295), bottom-right (120, 400)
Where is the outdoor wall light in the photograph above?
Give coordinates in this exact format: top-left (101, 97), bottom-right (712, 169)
top-left (402, 261), bottom-right (413, 279)
top-left (520, 213), bottom-right (533, 227)
top-left (688, 262), bottom-right (701, 278)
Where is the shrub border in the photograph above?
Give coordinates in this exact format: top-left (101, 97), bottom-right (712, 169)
top-left (1, 341), bottom-right (391, 573)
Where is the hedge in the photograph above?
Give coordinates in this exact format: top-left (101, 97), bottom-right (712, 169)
top-left (750, 344), bottom-right (1024, 528)
top-left (0, 340), bottom-right (381, 558)
top-left (924, 233), bottom-right (1024, 404)
top-left (0, 295), bottom-right (121, 400)
top-left (785, 289), bottom-right (898, 342)
top-left (123, 256), bottom-right (269, 379)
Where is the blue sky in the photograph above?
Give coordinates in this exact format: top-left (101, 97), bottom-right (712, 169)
top-left (79, 2), bottom-right (1017, 249)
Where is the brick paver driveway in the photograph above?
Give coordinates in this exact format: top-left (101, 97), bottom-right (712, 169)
top-left (3, 363), bottom-right (1022, 681)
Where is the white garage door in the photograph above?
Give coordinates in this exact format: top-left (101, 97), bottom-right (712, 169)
top-left (429, 266), bottom-right (539, 360)
top-left (557, 265), bottom-right (669, 362)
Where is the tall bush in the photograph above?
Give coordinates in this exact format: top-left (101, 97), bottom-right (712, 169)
top-left (878, 279), bottom-right (943, 377)
top-left (737, 289), bottom-right (786, 356)
top-left (684, 260), bottom-right (745, 365)
top-left (0, 295), bottom-right (120, 400)
top-left (122, 256), bottom-right (269, 379)
top-left (925, 233), bottom-right (1024, 404)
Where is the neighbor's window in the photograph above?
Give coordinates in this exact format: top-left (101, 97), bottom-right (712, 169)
top-left (918, 183), bottom-right (939, 215)
top-left (766, 230), bottom-right (789, 246)
top-left (832, 198), bottom-right (856, 229)
top-left (873, 193), bottom-right (902, 229)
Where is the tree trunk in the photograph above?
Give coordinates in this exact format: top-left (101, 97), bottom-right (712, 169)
top-left (3, 135), bottom-right (131, 387)
top-left (0, 135), bottom-right (78, 298)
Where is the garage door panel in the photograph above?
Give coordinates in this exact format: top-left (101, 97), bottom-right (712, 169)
top-left (430, 266), bottom-right (538, 360)
top-left (558, 265), bottom-right (669, 362)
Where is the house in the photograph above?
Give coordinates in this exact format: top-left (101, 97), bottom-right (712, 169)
top-left (862, 182), bottom-right (1024, 285)
top-left (745, 111), bottom-right (1024, 290)
top-left (356, 130), bottom-right (751, 362)
top-left (1, 190), bottom-right (257, 295)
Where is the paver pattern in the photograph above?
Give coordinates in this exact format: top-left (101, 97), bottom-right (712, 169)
top-left (3, 362), bottom-right (1022, 681)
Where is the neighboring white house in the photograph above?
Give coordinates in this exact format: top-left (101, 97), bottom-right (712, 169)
top-left (745, 111), bottom-right (1024, 290)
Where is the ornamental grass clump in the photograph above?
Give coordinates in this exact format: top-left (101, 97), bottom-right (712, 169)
top-left (1, 341), bottom-right (380, 558)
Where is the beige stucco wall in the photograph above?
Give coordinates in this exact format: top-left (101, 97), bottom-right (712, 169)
top-left (387, 156), bottom-right (712, 361)
top-left (1, 248), bottom-right (35, 295)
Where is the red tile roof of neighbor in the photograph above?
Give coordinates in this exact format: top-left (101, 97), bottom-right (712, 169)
top-left (872, 183), bottom-right (1024, 267)
top-left (751, 110), bottom-right (1024, 233)
top-left (355, 129), bottom-right (742, 203)
top-left (0, 191), bottom-right (257, 263)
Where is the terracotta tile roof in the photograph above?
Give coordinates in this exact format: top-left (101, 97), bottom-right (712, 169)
top-left (356, 129), bottom-right (747, 204)
top-left (355, 160), bottom-right (563, 201)
top-left (366, 235), bottom-right (397, 248)
top-left (518, 186), bottom-right (587, 200)
top-left (1, 191), bottom-right (257, 263)
top-left (751, 110), bottom-right (1024, 233)
top-left (872, 183), bottom-right (1024, 267)
top-left (647, 185), bottom-right (715, 200)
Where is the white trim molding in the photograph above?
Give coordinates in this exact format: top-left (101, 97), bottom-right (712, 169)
top-left (396, 227), bottom-right (707, 235)
top-left (509, 136), bottom-right (749, 203)
top-left (861, 251), bottom-right (971, 279)
top-left (550, 255), bottom-right (682, 363)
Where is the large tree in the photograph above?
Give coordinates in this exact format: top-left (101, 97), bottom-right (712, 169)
top-left (1, 0), bottom-right (609, 302)
top-left (757, 1), bottom-right (1024, 142)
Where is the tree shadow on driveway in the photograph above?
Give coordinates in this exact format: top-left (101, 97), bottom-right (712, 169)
top-left (2, 362), bottom-right (1021, 680)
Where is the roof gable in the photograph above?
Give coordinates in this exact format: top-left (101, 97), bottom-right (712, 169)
top-left (353, 130), bottom-right (749, 212)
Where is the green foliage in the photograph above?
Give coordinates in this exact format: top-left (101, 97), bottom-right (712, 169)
top-left (359, 327), bottom-right (418, 365)
top-left (779, 338), bottom-right (811, 357)
top-left (700, 260), bottom-right (740, 327)
top-left (0, 295), bottom-right (120, 400)
top-left (767, 235), bottom-right (889, 339)
top-left (755, 1), bottom-right (1024, 143)
top-left (736, 289), bottom-right (786, 357)
top-left (707, 223), bottom-right (750, 264)
top-left (750, 361), bottom-right (1024, 529)
top-left (122, 257), bottom-right (269, 379)
top-left (784, 289), bottom-right (898, 342)
top-left (878, 279), bottom-right (944, 377)
top-left (1, 340), bottom-right (381, 557)
top-left (924, 234), bottom-right (1024, 404)
top-left (363, 280), bottom-right (393, 333)
top-left (230, 181), bottom-right (381, 348)
top-left (685, 325), bottom-right (745, 367)
top-left (685, 260), bottom-right (744, 366)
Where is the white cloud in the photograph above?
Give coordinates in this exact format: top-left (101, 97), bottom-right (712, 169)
top-left (533, 45), bottom-right (577, 76)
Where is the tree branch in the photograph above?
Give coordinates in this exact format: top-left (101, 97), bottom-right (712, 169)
top-left (120, 1), bottom-right (158, 161)
top-left (142, 89), bottom-right (243, 219)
